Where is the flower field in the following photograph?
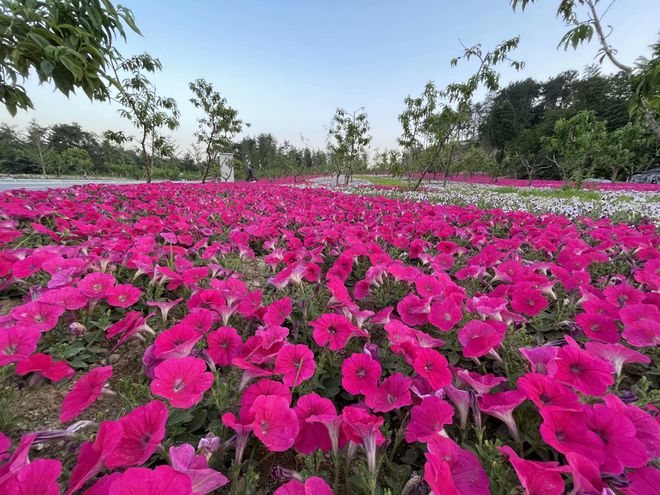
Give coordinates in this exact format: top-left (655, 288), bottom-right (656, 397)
top-left (0, 181), bottom-right (658, 494)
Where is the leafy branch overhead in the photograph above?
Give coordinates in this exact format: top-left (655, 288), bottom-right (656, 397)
top-left (0, 0), bottom-right (140, 115)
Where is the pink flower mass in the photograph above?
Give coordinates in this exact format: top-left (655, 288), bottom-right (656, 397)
top-left (0, 180), bottom-right (657, 495)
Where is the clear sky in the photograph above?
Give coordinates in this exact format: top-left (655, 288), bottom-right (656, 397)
top-left (2, 0), bottom-right (659, 154)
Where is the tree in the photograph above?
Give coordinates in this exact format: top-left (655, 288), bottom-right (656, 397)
top-left (189, 79), bottom-right (246, 183)
top-left (511, 0), bottom-right (660, 140)
top-left (543, 110), bottom-right (607, 187)
top-left (0, 0), bottom-right (139, 115)
top-left (398, 82), bottom-right (437, 178)
top-left (328, 107), bottom-right (371, 185)
top-left (48, 123), bottom-right (97, 152)
top-left (22, 120), bottom-right (53, 175)
top-left (56, 147), bottom-right (93, 177)
top-left (108, 54), bottom-right (180, 183)
top-left (599, 122), bottom-right (654, 181)
top-left (405, 37), bottom-right (524, 190)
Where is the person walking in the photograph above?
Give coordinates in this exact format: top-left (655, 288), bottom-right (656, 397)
top-left (246, 163), bottom-right (256, 182)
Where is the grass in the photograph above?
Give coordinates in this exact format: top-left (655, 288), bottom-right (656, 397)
top-left (355, 175), bottom-right (412, 187)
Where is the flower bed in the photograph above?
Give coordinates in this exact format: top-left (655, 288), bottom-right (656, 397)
top-left (0, 182), bottom-right (658, 494)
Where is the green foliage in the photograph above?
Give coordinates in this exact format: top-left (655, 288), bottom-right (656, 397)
top-left (189, 78), bottom-right (246, 183)
top-left (108, 53), bottom-right (180, 183)
top-left (0, 0), bottom-right (139, 115)
top-left (329, 107), bottom-right (371, 184)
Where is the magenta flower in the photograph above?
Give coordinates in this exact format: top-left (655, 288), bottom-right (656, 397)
top-left (60, 365), bottom-right (113, 422)
top-left (15, 353), bottom-right (74, 382)
top-left (554, 342), bottom-right (614, 396)
top-left (519, 346), bottom-right (558, 376)
top-left (412, 347), bottom-right (451, 390)
top-left (207, 326), bottom-right (243, 366)
top-left (274, 476), bottom-right (333, 495)
top-left (310, 313), bottom-right (367, 350)
top-left (107, 465), bottom-right (192, 494)
top-left (105, 400), bottom-right (168, 469)
top-left (293, 393), bottom-right (336, 454)
top-left (150, 357), bottom-right (214, 408)
top-left (239, 378), bottom-right (291, 417)
top-left (499, 446), bottom-right (567, 495)
top-left (341, 353), bottom-right (382, 396)
top-left (0, 326), bottom-right (41, 366)
top-left (181, 308), bottom-right (217, 334)
top-left (565, 453), bottom-right (607, 495)
top-left (478, 390), bottom-right (525, 442)
top-left (584, 341), bottom-right (651, 377)
top-left (428, 297), bottom-right (463, 332)
top-left (3, 458), bottom-right (61, 495)
top-left (396, 294), bottom-right (429, 326)
top-left (169, 443), bottom-right (229, 494)
top-left (40, 286), bottom-right (87, 310)
top-left (250, 394), bottom-right (299, 452)
top-left (620, 303), bottom-right (660, 347)
top-left (457, 369), bottom-right (506, 395)
top-left (65, 420), bottom-right (123, 495)
top-left (458, 319), bottom-right (507, 358)
top-left (575, 311), bottom-right (620, 343)
top-left (264, 297), bottom-right (293, 326)
top-left (517, 373), bottom-right (581, 410)
top-left (623, 467), bottom-right (660, 495)
top-left (274, 344), bottom-right (316, 387)
top-left (444, 384), bottom-right (471, 429)
top-left (584, 403), bottom-right (648, 474)
top-left (11, 300), bottom-right (64, 332)
top-left (222, 411), bottom-right (253, 464)
top-left (78, 271), bottom-right (116, 299)
top-left (341, 406), bottom-right (385, 473)
top-left (510, 284), bottom-right (548, 316)
top-left (106, 283), bottom-right (142, 308)
top-left (153, 323), bottom-right (202, 359)
top-left (405, 395), bottom-right (454, 443)
top-left (424, 437), bottom-right (489, 495)
top-left (147, 297), bottom-right (183, 323)
top-left (365, 372), bottom-right (412, 413)
top-left (539, 406), bottom-right (605, 464)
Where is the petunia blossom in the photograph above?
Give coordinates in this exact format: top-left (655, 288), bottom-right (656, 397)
top-left (150, 357), bottom-right (214, 408)
top-left (60, 365), bottom-right (113, 422)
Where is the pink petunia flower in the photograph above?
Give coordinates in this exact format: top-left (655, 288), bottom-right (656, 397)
top-left (169, 443), bottom-right (229, 494)
top-left (405, 395), bottom-right (454, 443)
top-left (412, 347), bottom-right (452, 390)
top-left (16, 353), bottom-right (74, 382)
top-left (517, 373), bottom-right (582, 411)
top-left (584, 341), bottom-right (651, 377)
top-left (458, 319), bottom-right (507, 358)
top-left (222, 411), bottom-right (253, 464)
top-left (60, 365), bottom-right (113, 422)
top-left (78, 272), bottom-right (116, 299)
top-left (274, 476), bottom-right (333, 495)
top-left (575, 311), bottom-right (620, 343)
top-left (565, 453), bottom-right (607, 495)
top-left (554, 343), bottom-right (614, 396)
top-left (65, 420), bottom-right (123, 495)
top-left (584, 403), bottom-right (648, 475)
top-left (150, 357), bottom-right (214, 408)
top-left (0, 326), bottom-right (41, 366)
top-left (424, 437), bottom-right (489, 495)
top-left (457, 369), bottom-right (506, 395)
top-left (293, 393), bottom-right (336, 454)
top-left (104, 400), bottom-right (168, 469)
top-left (263, 297), bottom-right (293, 326)
top-left (444, 384), bottom-right (471, 430)
top-left (105, 284), bottom-right (142, 308)
top-left (519, 346), bottom-right (558, 376)
top-left (396, 294), bottom-right (430, 326)
top-left (107, 465), bottom-right (192, 494)
top-left (153, 324), bottom-right (202, 359)
top-left (539, 406), bottom-right (605, 464)
top-left (428, 296), bottom-right (463, 332)
top-left (274, 344), bottom-right (316, 387)
top-left (478, 390), bottom-right (525, 442)
top-left (342, 405), bottom-right (385, 474)
top-left (240, 378), bottom-right (292, 419)
top-left (250, 394), bottom-right (299, 452)
top-left (310, 313), bottom-right (367, 350)
top-left (510, 284), bottom-right (548, 316)
top-left (40, 286), bottom-right (88, 310)
top-left (11, 300), bottom-right (64, 332)
top-left (619, 303), bottom-right (660, 347)
top-left (365, 372), bottom-right (412, 413)
top-left (147, 297), bottom-right (184, 323)
top-left (499, 446), bottom-right (568, 495)
top-left (341, 353), bottom-right (382, 396)
top-left (207, 326), bottom-right (243, 366)
top-left (3, 458), bottom-right (61, 495)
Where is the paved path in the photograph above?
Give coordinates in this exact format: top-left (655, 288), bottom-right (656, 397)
top-left (0, 178), bottom-right (150, 192)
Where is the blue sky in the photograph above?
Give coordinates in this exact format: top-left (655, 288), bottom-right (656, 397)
top-left (3, 0), bottom-right (660, 153)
